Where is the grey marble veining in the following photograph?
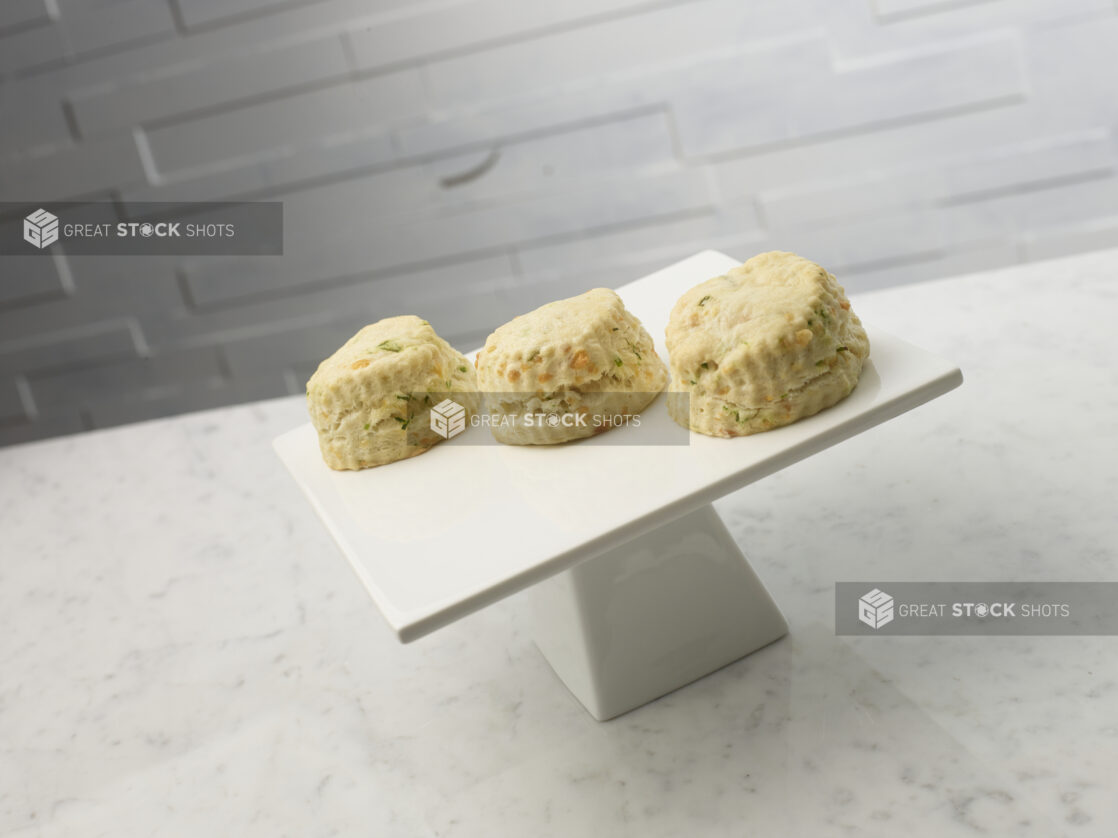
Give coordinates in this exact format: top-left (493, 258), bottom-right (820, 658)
top-left (2, 249), bottom-right (1117, 836)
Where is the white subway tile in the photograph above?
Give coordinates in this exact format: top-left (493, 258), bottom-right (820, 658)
top-left (871, 0), bottom-right (991, 22)
top-left (182, 167), bottom-right (712, 306)
top-left (758, 131), bottom-right (1115, 227)
top-left (1020, 217), bottom-right (1118, 261)
top-left (1024, 16), bottom-right (1118, 124)
top-left (1, 0), bottom-right (368, 92)
top-left (132, 109), bottom-right (675, 205)
top-left (218, 281), bottom-right (516, 374)
top-left (70, 36), bottom-right (350, 138)
top-left (871, 0), bottom-right (1113, 27)
top-left (27, 346), bottom-right (226, 412)
top-left (0, 21), bottom-right (64, 75)
top-left (0, 0), bottom-right (176, 75)
top-left (672, 34), bottom-right (1026, 158)
top-left (0, 319), bottom-right (145, 375)
top-left (0, 255), bottom-right (70, 309)
top-left (396, 89), bottom-right (661, 159)
top-left (659, 37), bottom-right (834, 157)
top-left (167, 114), bottom-right (688, 307)
top-left (0, 375), bottom-right (28, 421)
top-left (420, 111), bottom-right (678, 203)
top-left (349, 0), bottom-right (705, 71)
top-left (423, 0), bottom-right (818, 110)
top-left (765, 205), bottom-right (1009, 273)
top-left (976, 171), bottom-right (1118, 230)
top-left (175, 0), bottom-right (330, 30)
top-left (398, 32), bottom-right (826, 161)
top-left (708, 101), bottom-right (1075, 202)
top-left (0, 134), bottom-right (145, 202)
top-left (837, 240), bottom-right (1021, 293)
top-left (56, 0), bottom-right (176, 55)
top-left (830, 0), bottom-right (1113, 63)
top-left (83, 371), bottom-right (289, 429)
top-left (145, 70), bottom-right (425, 177)
top-left (944, 132), bottom-right (1114, 199)
top-left (516, 201), bottom-right (764, 282)
top-left (759, 175), bottom-right (1118, 283)
top-left (165, 254), bottom-right (516, 346)
top-left (0, 259), bottom-right (182, 346)
top-left (121, 130), bottom-right (396, 203)
top-left (801, 36), bottom-right (1025, 134)
top-left (0, 0), bottom-right (53, 34)
top-left (219, 317), bottom-right (374, 379)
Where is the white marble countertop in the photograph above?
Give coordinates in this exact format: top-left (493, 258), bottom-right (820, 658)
top-left (2, 249), bottom-right (1116, 837)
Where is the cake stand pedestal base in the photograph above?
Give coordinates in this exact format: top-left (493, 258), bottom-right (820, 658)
top-left (529, 504), bottom-right (788, 720)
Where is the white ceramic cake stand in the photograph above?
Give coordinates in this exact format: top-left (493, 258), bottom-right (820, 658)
top-left (274, 251), bottom-right (962, 720)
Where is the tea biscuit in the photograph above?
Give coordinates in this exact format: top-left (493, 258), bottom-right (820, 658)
top-left (306, 315), bottom-right (478, 469)
top-left (477, 288), bottom-right (667, 444)
top-left (665, 252), bottom-right (869, 437)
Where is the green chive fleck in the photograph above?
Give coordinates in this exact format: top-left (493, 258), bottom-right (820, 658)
top-left (396, 394), bottom-right (410, 401)
top-left (458, 365), bottom-right (468, 372)
top-left (700, 362), bottom-right (709, 370)
top-left (836, 346), bottom-right (849, 352)
top-left (614, 357), bottom-right (624, 367)
top-left (377, 340), bottom-right (402, 352)
top-left (364, 423), bottom-right (370, 430)
top-left (698, 295), bottom-right (712, 306)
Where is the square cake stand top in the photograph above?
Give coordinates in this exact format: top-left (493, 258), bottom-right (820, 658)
top-left (274, 251), bottom-right (962, 641)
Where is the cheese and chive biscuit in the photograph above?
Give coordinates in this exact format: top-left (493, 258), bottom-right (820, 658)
top-left (306, 315), bottom-right (478, 469)
top-left (477, 288), bottom-right (667, 444)
top-left (665, 251), bottom-right (869, 437)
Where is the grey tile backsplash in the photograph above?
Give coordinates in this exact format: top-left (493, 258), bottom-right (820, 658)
top-left (1, 0), bottom-right (1116, 445)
